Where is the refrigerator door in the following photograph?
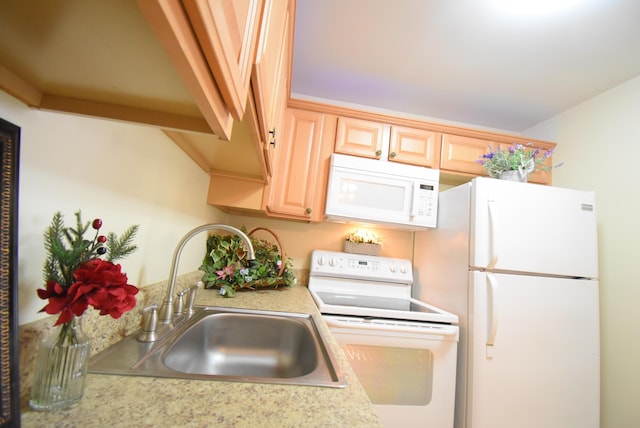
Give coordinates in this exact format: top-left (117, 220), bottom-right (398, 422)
top-left (468, 271), bottom-right (600, 428)
top-left (470, 177), bottom-right (598, 278)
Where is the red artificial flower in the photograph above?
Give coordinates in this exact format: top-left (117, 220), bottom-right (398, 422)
top-left (70, 259), bottom-right (138, 319)
top-left (37, 280), bottom-right (79, 326)
top-left (37, 259), bottom-right (139, 326)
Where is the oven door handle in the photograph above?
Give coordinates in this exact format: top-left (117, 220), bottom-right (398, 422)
top-left (323, 317), bottom-right (459, 337)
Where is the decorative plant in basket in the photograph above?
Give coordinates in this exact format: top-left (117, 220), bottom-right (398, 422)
top-left (199, 227), bottom-right (295, 297)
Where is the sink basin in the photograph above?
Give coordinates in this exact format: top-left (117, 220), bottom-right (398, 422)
top-left (163, 312), bottom-right (317, 378)
top-left (89, 307), bottom-right (345, 388)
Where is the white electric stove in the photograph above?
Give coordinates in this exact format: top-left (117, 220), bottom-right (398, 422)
top-left (308, 249), bottom-right (459, 428)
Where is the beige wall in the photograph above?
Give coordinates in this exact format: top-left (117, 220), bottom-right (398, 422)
top-left (229, 215), bottom-right (414, 270)
top-left (525, 75), bottom-right (640, 428)
top-left (0, 90), bottom-right (228, 325)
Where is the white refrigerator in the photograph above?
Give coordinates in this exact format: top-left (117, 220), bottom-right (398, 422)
top-left (413, 177), bottom-right (600, 428)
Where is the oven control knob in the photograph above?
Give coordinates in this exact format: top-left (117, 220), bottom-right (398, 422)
top-left (400, 265), bottom-right (408, 274)
top-left (329, 257), bottom-right (339, 267)
top-left (317, 256), bottom-right (326, 266)
top-left (389, 264), bottom-right (397, 273)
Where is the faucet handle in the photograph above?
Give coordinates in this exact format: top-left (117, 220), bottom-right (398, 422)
top-left (174, 289), bottom-right (188, 316)
top-left (137, 304), bottom-right (159, 342)
top-left (186, 281), bottom-right (203, 315)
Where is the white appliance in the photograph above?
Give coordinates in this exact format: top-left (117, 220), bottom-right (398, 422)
top-left (324, 153), bottom-right (440, 230)
top-left (308, 250), bottom-right (459, 428)
top-left (413, 177), bottom-right (600, 428)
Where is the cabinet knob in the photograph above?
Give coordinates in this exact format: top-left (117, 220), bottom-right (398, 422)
top-left (389, 151), bottom-right (397, 158)
top-left (269, 128), bottom-right (276, 147)
top-left (375, 149), bottom-right (382, 157)
top-left (305, 208), bottom-right (312, 215)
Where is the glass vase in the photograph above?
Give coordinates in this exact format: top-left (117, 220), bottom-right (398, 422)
top-left (29, 315), bottom-right (92, 411)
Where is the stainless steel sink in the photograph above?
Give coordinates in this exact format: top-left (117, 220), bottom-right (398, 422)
top-left (163, 312), bottom-right (318, 378)
top-left (89, 307), bottom-right (346, 388)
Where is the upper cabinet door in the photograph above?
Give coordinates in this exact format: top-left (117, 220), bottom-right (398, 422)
top-left (252, 0), bottom-right (291, 152)
top-left (440, 134), bottom-right (495, 176)
top-left (334, 117), bottom-right (388, 159)
top-left (182, 0), bottom-right (264, 120)
top-left (389, 126), bottom-right (441, 168)
top-left (265, 108), bottom-right (336, 222)
top-left (138, 0), bottom-right (234, 139)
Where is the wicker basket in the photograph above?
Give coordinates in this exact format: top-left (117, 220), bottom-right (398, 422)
top-left (247, 227), bottom-right (287, 278)
top-left (343, 241), bottom-right (381, 256)
top-left (201, 227), bottom-right (293, 292)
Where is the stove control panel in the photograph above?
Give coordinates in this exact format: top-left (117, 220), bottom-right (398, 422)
top-left (310, 249), bottom-right (413, 284)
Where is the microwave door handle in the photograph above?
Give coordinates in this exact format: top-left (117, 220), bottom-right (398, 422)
top-left (410, 182), bottom-right (419, 217)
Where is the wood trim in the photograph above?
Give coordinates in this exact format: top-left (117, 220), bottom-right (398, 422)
top-left (163, 129), bottom-right (210, 173)
top-left (38, 94), bottom-right (212, 133)
top-left (208, 170), bottom-right (265, 182)
top-left (0, 64), bottom-right (43, 107)
top-left (0, 65), bottom-right (211, 134)
top-left (287, 98), bottom-right (555, 147)
top-left (285, 0), bottom-right (295, 100)
top-left (207, 172), bottom-right (265, 210)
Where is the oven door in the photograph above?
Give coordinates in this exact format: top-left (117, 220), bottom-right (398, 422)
top-left (324, 316), bottom-right (459, 428)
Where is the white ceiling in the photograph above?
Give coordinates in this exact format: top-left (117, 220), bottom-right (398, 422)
top-left (290, 0), bottom-right (640, 132)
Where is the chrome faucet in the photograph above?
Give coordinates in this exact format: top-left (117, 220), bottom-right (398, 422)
top-left (158, 224), bottom-right (256, 324)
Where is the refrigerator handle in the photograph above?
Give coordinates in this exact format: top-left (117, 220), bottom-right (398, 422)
top-left (487, 200), bottom-right (499, 269)
top-left (486, 273), bottom-right (499, 359)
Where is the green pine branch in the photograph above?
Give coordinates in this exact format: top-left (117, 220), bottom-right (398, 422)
top-left (42, 211), bottom-right (139, 287)
top-left (105, 225), bottom-right (139, 262)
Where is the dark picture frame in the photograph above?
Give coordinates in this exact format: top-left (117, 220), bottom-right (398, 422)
top-left (0, 117), bottom-right (20, 428)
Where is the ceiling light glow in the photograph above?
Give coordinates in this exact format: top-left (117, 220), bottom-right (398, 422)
top-left (489, 0), bottom-right (587, 16)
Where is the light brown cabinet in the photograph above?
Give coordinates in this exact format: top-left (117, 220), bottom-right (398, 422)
top-left (264, 108), bottom-right (336, 222)
top-left (182, 0), bottom-right (264, 121)
top-left (334, 117), bottom-right (387, 159)
top-left (440, 134), bottom-right (495, 176)
top-left (252, 0), bottom-right (291, 177)
top-left (389, 125), bottom-right (441, 168)
top-left (138, 0), bottom-right (264, 140)
top-left (290, 99), bottom-right (557, 186)
top-left (335, 117), bottom-right (440, 168)
top-left (140, 0), bottom-right (293, 187)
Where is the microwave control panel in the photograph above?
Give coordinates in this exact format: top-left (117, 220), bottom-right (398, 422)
top-left (413, 182), bottom-right (438, 224)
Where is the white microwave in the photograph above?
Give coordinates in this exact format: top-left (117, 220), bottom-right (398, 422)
top-left (324, 154), bottom-right (439, 230)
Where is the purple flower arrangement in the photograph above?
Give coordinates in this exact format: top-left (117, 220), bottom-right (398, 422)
top-left (477, 143), bottom-right (561, 179)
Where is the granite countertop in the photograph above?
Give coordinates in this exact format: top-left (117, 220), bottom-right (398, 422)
top-left (21, 283), bottom-right (382, 428)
